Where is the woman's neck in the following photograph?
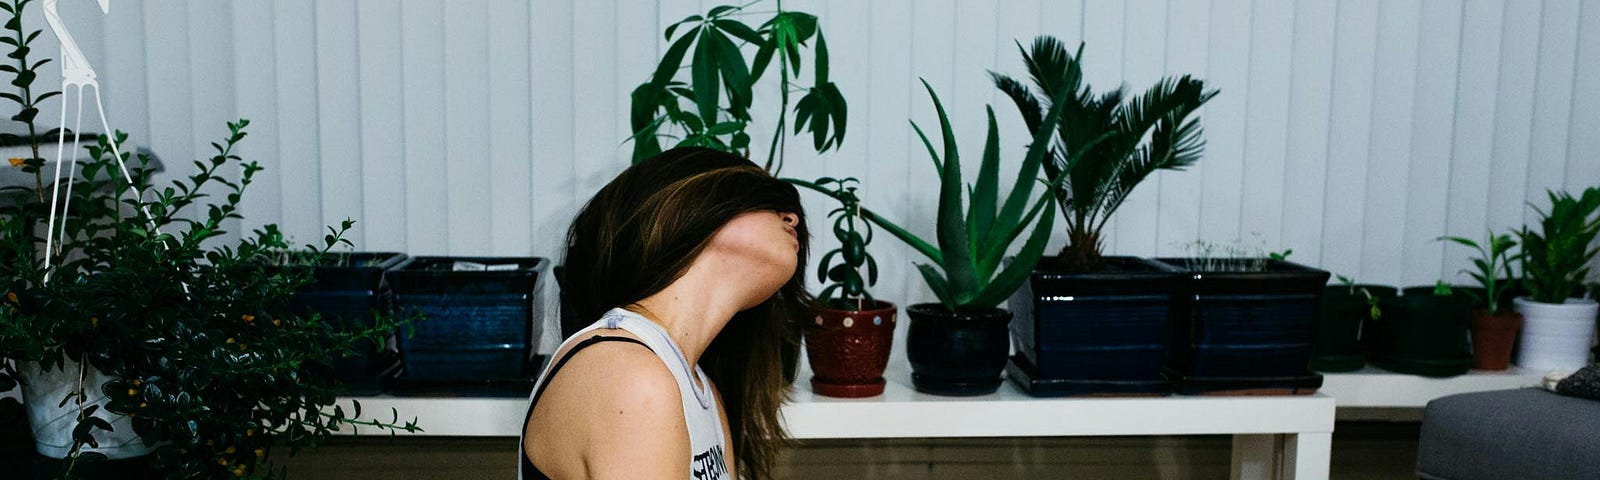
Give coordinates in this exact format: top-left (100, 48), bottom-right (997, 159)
top-left (628, 264), bottom-right (745, 367)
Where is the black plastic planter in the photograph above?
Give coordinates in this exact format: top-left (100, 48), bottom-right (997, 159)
top-left (906, 303), bottom-right (1011, 396)
top-left (388, 256), bottom-right (549, 395)
top-left (275, 252), bottom-right (407, 395)
top-left (1311, 285), bottom-right (1397, 372)
top-left (1368, 286), bottom-right (1473, 377)
top-left (1006, 256), bottom-right (1180, 396)
top-left (1156, 258), bottom-right (1330, 395)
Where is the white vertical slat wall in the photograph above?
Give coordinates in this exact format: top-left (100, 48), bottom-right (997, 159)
top-left (16, 0), bottom-right (1600, 307)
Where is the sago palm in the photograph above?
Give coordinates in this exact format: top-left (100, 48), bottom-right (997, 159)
top-left (991, 37), bottom-right (1217, 272)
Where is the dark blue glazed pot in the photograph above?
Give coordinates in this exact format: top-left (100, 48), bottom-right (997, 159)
top-left (906, 303), bottom-right (1011, 396)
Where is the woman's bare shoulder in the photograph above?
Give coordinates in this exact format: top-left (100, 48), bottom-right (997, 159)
top-left (525, 333), bottom-right (689, 478)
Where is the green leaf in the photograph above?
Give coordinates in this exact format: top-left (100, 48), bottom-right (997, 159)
top-left (969, 201), bottom-right (1056, 309)
top-left (824, 83), bottom-right (848, 149)
top-left (705, 120), bottom-right (743, 135)
top-left (813, 31), bottom-right (830, 85)
top-left (987, 70), bottom-right (1071, 251)
top-left (691, 30), bottom-right (722, 125)
top-left (786, 12), bottom-right (819, 43)
top-left (664, 15), bottom-right (703, 41)
top-left (817, 250), bottom-right (841, 282)
top-left (920, 81), bottom-right (976, 300)
top-left (968, 107), bottom-right (1002, 263)
top-left (750, 40), bottom-right (776, 83)
top-left (713, 19), bottom-right (763, 45)
top-left (650, 29), bottom-right (698, 92)
top-left (706, 30), bottom-right (751, 118)
top-left (910, 121), bottom-right (942, 176)
top-left (915, 263), bottom-right (955, 310)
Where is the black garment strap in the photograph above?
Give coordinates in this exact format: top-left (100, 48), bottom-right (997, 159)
top-left (521, 334), bottom-right (653, 480)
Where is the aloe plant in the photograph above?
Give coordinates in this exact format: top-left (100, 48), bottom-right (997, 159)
top-left (1439, 231), bottom-right (1518, 314)
top-left (792, 80), bottom-right (1083, 312)
top-left (991, 37), bottom-right (1217, 272)
top-left (1518, 187), bottom-right (1600, 304)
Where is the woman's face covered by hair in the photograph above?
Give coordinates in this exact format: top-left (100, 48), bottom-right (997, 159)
top-left (561, 147), bottom-right (808, 326)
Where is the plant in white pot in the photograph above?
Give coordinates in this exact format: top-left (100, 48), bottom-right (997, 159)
top-left (1513, 187), bottom-right (1600, 372)
top-left (0, 1), bottom-right (418, 477)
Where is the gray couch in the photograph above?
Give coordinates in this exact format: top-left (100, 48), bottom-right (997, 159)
top-left (1417, 388), bottom-right (1600, 479)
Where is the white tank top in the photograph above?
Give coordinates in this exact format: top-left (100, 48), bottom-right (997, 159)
top-left (519, 308), bottom-right (732, 480)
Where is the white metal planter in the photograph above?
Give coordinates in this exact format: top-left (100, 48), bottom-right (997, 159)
top-left (19, 359), bottom-right (153, 460)
top-left (1513, 297), bottom-right (1599, 372)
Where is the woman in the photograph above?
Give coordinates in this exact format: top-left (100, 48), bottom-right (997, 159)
top-left (520, 147), bottom-right (811, 479)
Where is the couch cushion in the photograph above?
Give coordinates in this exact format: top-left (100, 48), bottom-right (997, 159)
top-left (1418, 388), bottom-right (1600, 480)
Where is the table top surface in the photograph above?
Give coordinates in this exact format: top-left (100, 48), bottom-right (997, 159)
top-left (336, 363), bottom-right (1337, 438)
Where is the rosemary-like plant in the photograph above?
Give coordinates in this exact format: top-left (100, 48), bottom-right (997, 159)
top-left (0, 2), bottom-right (416, 477)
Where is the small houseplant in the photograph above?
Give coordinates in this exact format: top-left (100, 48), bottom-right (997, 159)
top-left (1311, 275), bottom-right (1395, 372)
top-left (1513, 187), bottom-right (1600, 371)
top-left (1156, 242), bottom-right (1330, 395)
top-left (1440, 232), bottom-right (1522, 370)
top-left (0, 3), bottom-right (417, 476)
top-left (1368, 282), bottom-right (1474, 378)
top-left (991, 37), bottom-right (1216, 273)
top-left (795, 79), bottom-right (1069, 395)
top-left (800, 177), bottom-right (896, 398)
top-left (627, 0), bottom-right (846, 174)
top-left (990, 37), bottom-right (1214, 396)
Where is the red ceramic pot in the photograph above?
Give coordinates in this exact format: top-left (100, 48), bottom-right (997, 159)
top-left (804, 300), bottom-right (897, 398)
top-left (1470, 309), bottom-right (1522, 371)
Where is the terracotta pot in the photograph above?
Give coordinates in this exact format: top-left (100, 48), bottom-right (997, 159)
top-left (804, 300), bottom-right (897, 398)
top-left (1469, 309), bottom-right (1522, 371)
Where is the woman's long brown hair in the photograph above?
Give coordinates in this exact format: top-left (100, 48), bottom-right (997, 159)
top-left (561, 147), bottom-right (810, 478)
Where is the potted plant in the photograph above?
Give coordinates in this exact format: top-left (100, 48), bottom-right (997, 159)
top-left (989, 37), bottom-right (1215, 396)
top-left (1367, 282), bottom-right (1474, 377)
top-left (795, 79), bottom-right (1068, 396)
top-left (387, 256), bottom-right (550, 395)
top-left (271, 251), bottom-right (409, 395)
top-left (0, 3), bottom-right (417, 476)
top-left (1311, 275), bottom-right (1395, 372)
top-left (1514, 187), bottom-right (1600, 372)
top-left (800, 177), bottom-right (896, 398)
top-left (1440, 231), bottom-right (1522, 370)
top-left (1156, 244), bottom-right (1330, 395)
top-left (627, 1), bottom-right (845, 174)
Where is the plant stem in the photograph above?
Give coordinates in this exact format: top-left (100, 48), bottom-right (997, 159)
top-left (764, 0), bottom-right (790, 173)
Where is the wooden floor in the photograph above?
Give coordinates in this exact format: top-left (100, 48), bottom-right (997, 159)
top-left (270, 421), bottom-right (1421, 479)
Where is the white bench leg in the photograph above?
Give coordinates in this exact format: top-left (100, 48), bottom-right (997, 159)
top-left (1231, 433), bottom-right (1332, 480)
top-left (1281, 433), bottom-right (1332, 480)
top-left (1231, 434), bottom-right (1280, 480)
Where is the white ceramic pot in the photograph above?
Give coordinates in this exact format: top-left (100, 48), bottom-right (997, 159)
top-left (1513, 297), bottom-right (1599, 372)
top-left (19, 359), bottom-right (153, 459)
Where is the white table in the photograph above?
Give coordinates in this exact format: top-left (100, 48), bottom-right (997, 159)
top-left (1318, 366), bottom-right (1545, 408)
top-left (338, 363), bottom-right (1335, 480)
